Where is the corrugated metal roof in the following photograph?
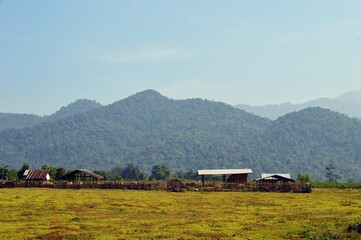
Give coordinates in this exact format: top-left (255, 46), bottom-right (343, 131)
top-left (76, 169), bottom-right (103, 179)
top-left (197, 169), bottom-right (253, 176)
top-left (62, 169), bottom-right (104, 179)
top-left (23, 170), bottom-right (30, 176)
top-left (25, 170), bottom-right (50, 180)
top-left (261, 173), bottom-right (291, 179)
top-left (254, 174), bottom-right (295, 182)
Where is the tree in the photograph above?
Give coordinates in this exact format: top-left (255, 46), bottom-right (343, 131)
top-left (54, 167), bottom-right (66, 181)
top-left (41, 164), bottom-right (49, 170)
top-left (150, 164), bottom-right (170, 180)
top-left (93, 170), bottom-right (110, 181)
top-left (108, 166), bottom-right (124, 181)
top-left (17, 163), bottom-right (29, 180)
top-left (325, 164), bottom-right (342, 182)
top-left (110, 166), bottom-right (123, 176)
top-left (0, 166), bottom-right (8, 181)
top-left (116, 164), bottom-right (147, 181)
top-left (7, 169), bottom-right (19, 181)
top-left (297, 173), bottom-right (312, 184)
top-left (185, 170), bottom-right (198, 180)
top-left (174, 170), bottom-right (185, 179)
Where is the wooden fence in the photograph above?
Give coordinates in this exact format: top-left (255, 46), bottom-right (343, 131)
top-left (0, 180), bottom-right (311, 193)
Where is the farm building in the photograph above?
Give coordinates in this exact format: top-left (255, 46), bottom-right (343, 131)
top-left (23, 169), bottom-right (51, 181)
top-left (253, 173), bottom-right (309, 192)
top-left (197, 169), bottom-right (253, 185)
top-left (62, 169), bottom-right (103, 183)
top-left (254, 173), bottom-right (295, 184)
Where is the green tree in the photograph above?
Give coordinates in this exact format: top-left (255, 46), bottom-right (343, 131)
top-left (174, 170), bottom-right (185, 179)
top-left (297, 173), bottom-right (312, 184)
top-left (55, 167), bottom-right (66, 181)
top-left (41, 164), bottom-right (49, 170)
top-left (325, 164), bottom-right (342, 182)
top-left (117, 164), bottom-right (147, 181)
top-left (173, 170), bottom-right (197, 180)
top-left (185, 170), bottom-right (198, 180)
top-left (150, 164), bottom-right (170, 180)
top-left (17, 163), bottom-right (29, 180)
top-left (0, 166), bottom-right (8, 181)
top-left (93, 170), bottom-right (110, 181)
top-left (7, 169), bottom-right (19, 181)
top-left (110, 166), bottom-right (122, 176)
top-left (48, 166), bottom-right (57, 180)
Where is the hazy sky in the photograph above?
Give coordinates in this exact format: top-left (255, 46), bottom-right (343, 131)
top-left (1, 0), bottom-right (361, 115)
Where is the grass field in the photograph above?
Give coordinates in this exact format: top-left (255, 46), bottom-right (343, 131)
top-left (1, 188), bottom-right (361, 239)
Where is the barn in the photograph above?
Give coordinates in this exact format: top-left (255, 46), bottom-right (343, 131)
top-left (62, 169), bottom-right (103, 183)
top-left (254, 173), bottom-right (295, 184)
top-left (197, 169), bottom-right (253, 185)
top-left (23, 169), bottom-right (51, 182)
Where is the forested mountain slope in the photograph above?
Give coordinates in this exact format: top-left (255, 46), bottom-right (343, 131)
top-left (46, 99), bottom-right (103, 121)
top-left (0, 99), bottom-right (102, 130)
top-left (0, 113), bottom-right (43, 131)
top-left (249, 107), bottom-right (361, 180)
top-left (0, 90), bottom-right (270, 171)
top-left (1, 90), bottom-right (361, 181)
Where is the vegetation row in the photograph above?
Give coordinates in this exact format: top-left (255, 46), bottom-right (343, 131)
top-left (2, 163), bottom-right (360, 189)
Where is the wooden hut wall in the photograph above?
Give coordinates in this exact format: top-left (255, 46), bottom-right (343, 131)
top-left (227, 174), bottom-right (248, 183)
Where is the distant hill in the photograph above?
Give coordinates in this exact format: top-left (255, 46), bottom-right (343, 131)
top-left (1, 90), bottom-right (361, 181)
top-left (46, 99), bottom-right (102, 121)
top-left (235, 90), bottom-right (361, 120)
top-left (0, 99), bottom-right (103, 130)
top-left (251, 107), bottom-right (361, 180)
top-left (0, 90), bottom-right (271, 171)
top-left (336, 90), bottom-right (361, 104)
top-left (0, 113), bottom-right (43, 131)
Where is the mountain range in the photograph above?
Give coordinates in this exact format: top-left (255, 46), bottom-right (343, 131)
top-left (0, 99), bottom-right (102, 130)
top-left (235, 89), bottom-right (361, 120)
top-left (1, 90), bottom-right (361, 181)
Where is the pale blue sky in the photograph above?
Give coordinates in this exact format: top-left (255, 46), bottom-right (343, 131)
top-left (1, 0), bottom-right (361, 115)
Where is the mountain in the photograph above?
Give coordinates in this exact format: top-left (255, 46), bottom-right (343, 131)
top-left (0, 99), bottom-right (103, 130)
top-left (336, 89), bottom-right (361, 104)
top-left (1, 90), bottom-right (361, 181)
top-left (46, 99), bottom-right (103, 121)
top-left (235, 90), bottom-right (361, 120)
top-left (251, 107), bottom-right (361, 180)
top-left (0, 89), bottom-right (271, 172)
top-left (0, 113), bottom-right (43, 131)
top-left (235, 102), bottom-right (302, 120)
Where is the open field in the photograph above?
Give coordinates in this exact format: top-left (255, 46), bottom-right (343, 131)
top-left (1, 189), bottom-right (361, 239)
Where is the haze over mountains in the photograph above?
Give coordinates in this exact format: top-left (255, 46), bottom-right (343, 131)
top-left (235, 89), bottom-right (361, 120)
top-left (1, 90), bottom-right (361, 181)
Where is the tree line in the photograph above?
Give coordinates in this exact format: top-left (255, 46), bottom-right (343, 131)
top-left (1, 162), bottom-right (343, 185)
top-left (0, 163), bottom-right (198, 182)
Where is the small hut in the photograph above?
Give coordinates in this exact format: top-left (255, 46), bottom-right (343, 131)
top-left (23, 169), bottom-right (51, 182)
top-left (254, 173), bottom-right (295, 184)
top-left (253, 173), bottom-right (299, 192)
top-left (197, 169), bottom-right (253, 185)
top-left (62, 169), bottom-right (103, 183)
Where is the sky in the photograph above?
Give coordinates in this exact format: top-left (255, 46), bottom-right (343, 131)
top-left (1, 0), bottom-right (361, 115)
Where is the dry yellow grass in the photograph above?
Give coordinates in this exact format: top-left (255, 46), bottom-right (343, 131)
top-left (1, 188), bottom-right (361, 239)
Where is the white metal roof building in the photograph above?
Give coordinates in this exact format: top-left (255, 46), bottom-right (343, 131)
top-left (254, 173), bottom-right (295, 182)
top-left (197, 169), bottom-right (253, 176)
top-left (197, 169), bottom-right (253, 185)
top-left (260, 173), bottom-right (291, 179)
